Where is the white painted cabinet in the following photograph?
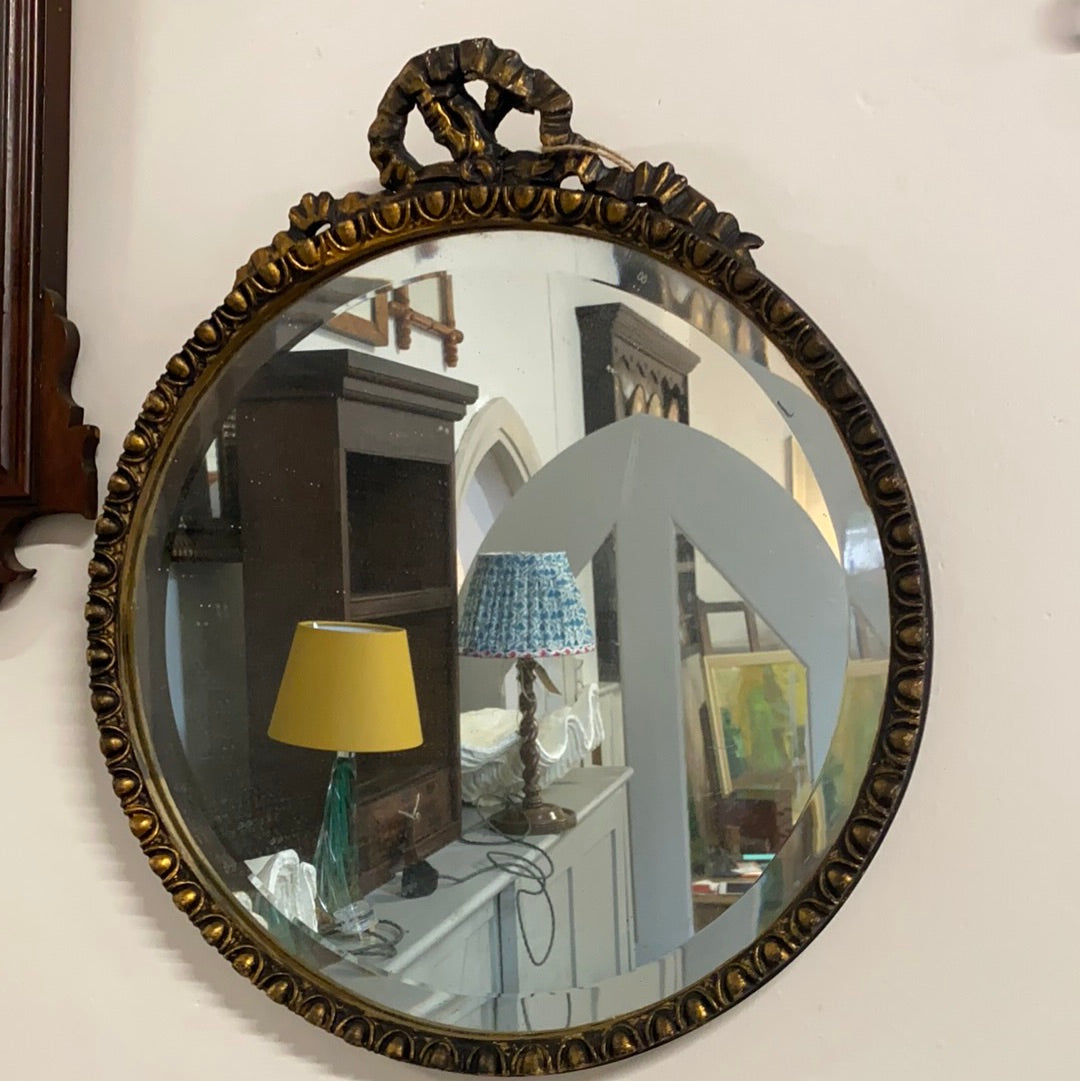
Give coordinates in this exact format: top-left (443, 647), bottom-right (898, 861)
top-left (326, 767), bottom-right (633, 1029)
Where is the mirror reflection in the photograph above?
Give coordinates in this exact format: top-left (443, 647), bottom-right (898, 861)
top-left (135, 231), bottom-right (888, 1032)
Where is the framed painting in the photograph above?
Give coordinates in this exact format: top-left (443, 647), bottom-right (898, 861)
top-left (702, 649), bottom-right (809, 800)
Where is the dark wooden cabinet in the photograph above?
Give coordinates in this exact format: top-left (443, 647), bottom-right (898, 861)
top-left (0, 0), bottom-right (97, 601)
top-left (234, 349), bottom-right (477, 888)
top-left (576, 303), bottom-right (700, 677)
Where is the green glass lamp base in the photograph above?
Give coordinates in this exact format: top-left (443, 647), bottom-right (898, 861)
top-left (313, 752), bottom-right (360, 918)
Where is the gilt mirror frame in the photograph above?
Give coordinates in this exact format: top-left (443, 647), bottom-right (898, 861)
top-left (86, 39), bottom-right (931, 1075)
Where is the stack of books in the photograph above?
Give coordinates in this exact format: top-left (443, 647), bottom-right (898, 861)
top-left (692, 860), bottom-right (764, 897)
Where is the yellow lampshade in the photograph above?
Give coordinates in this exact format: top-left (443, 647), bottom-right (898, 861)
top-left (268, 621), bottom-right (422, 753)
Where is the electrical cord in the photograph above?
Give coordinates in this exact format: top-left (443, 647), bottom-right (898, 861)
top-left (520, 991), bottom-right (572, 1033)
top-left (331, 917), bottom-right (405, 960)
top-left (437, 796), bottom-right (558, 968)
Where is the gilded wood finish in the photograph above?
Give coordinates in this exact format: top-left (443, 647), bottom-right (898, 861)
top-left (86, 40), bottom-right (930, 1074)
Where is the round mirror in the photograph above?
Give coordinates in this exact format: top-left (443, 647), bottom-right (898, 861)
top-left (87, 40), bottom-right (930, 1074)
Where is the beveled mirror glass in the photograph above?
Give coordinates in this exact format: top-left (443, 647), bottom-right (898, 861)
top-left (87, 40), bottom-right (930, 1074)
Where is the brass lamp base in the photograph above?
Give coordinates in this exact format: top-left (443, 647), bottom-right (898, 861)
top-left (490, 801), bottom-right (578, 836)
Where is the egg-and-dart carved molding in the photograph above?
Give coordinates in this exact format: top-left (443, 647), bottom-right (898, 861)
top-left (87, 38), bottom-right (930, 1074)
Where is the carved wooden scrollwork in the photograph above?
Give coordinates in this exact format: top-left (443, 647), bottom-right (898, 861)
top-left (0, 0), bottom-right (98, 601)
top-left (89, 38), bottom-right (930, 1075)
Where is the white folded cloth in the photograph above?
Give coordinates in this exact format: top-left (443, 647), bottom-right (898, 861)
top-left (459, 683), bottom-right (603, 803)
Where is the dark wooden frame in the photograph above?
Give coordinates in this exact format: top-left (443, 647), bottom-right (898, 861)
top-left (0, 0), bottom-right (98, 600)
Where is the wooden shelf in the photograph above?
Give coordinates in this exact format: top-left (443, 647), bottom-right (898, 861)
top-left (170, 522), bottom-right (243, 563)
top-left (348, 586), bottom-right (454, 621)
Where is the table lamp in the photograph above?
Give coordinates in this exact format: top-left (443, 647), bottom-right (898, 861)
top-left (268, 621), bottom-right (422, 925)
top-left (458, 551), bottom-right (596, 835)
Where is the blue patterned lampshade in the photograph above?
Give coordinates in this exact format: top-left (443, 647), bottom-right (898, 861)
top-left (458, 551), bottom-right (596, 659)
